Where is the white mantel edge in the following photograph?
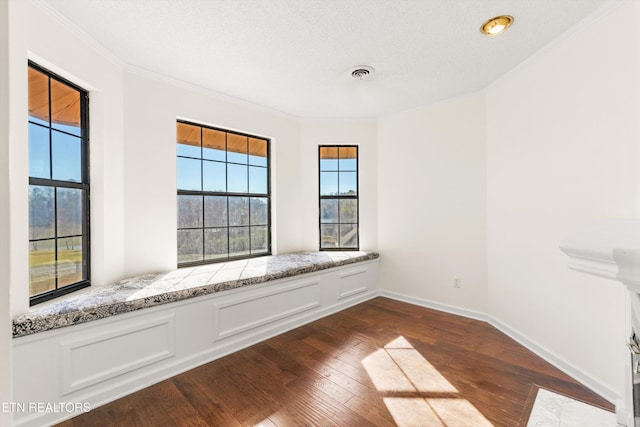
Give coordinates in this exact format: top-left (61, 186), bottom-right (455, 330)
top-left (559, 219), bottom-right (640, 292)
top-left (559, 244), bottom-right (640, 292)
top-left (559, 219), bottom-right (640, 426)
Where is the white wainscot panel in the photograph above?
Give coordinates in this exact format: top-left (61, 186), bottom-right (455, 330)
top-left (213, 280), bottom-right (321, 341)
top-left (337, 268), bottom-right (368, 300)
top-left (12, 259), bottom-right (379, 427)
top-left (60, 314), bottom-right (176, 394)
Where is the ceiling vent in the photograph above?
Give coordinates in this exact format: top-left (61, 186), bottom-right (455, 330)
top-left (351, 66), bottom-right (374, 80)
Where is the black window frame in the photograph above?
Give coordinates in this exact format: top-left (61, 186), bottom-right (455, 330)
top-left (318, 145), bottom-right (359, 251)
top-left (176, 120), bottom-right (272, 267)
top-left (28, 61), bottom-right (91, 306)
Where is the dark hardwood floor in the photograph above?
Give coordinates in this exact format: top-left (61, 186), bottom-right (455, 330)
top-left (56, 297), bottom-right (614, 426)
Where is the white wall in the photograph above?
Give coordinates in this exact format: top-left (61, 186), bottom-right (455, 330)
top-left (377, 93), bottom-right (488, 313)
top-left (299, 119), bottom-right (378, 251)
top-left (1, 0), bottom-right (13, 424)
top-left (485, 1), bottom-right (636, 399)
top-left (8, 0), bottom-right (126, 315)
top-left (122, 71), bottom-right (302, 276)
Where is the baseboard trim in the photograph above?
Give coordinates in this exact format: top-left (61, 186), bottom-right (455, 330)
top-left (487, 314), bottom-right (619, 407)
top-left (380, 290), bottom-right (489, 322)
top-left (379, 290), bottom-right (620, 408)
top-left (14, 286), bottom-right (622, 426)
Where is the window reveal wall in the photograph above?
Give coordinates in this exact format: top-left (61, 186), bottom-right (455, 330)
top-left (176, 120), bottom-right (271, 266)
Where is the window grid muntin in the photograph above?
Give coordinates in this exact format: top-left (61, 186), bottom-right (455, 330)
top-left (319, 145), bottom-right (359, 250)
top-left (177, 120), bottom-right (271, 266)
top-left (28, 61), bottom-right (90, 306)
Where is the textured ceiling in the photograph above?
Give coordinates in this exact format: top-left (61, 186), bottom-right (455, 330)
top-left (37, 0), bottom-right (610, 118)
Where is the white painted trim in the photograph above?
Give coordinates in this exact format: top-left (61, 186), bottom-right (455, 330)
top-left (29, 0), bottom-right (625, 125)
top-left (30, 0), bottom-right (299, 120)
top-left (212, 279), bottom-right (321, 340)
top-left (337, 268), bottom-right (369, 300)
top-left (337, 268), bottom-right (368, 279)
top-left (338, 286), bottom-right (368, 300)
top-left (299, 117), bottom-right (377, 125)
top-left (378, 91), bottom-right (485, 121)
top-left (12, 262), bottom-right (380, 427)
top-left (487, 315), bottom-right (619, 406)
top-left (30, 0), bottom-right (125, 68)
top-left (126, 66), bottom-right (298, 120)
top-left (14, 273), bottom-right (622, 427)
top-left (381, 290), bottom-right (620, 407)
top-left (85, 291), bottom-right (380, 406)
top-left (558, 220), bottom-right (640, 292)
top-left (60, 313), bottom-right (176, 394)
top-left (380, 290), bottom-right (488, 322)
top-left (41, 290), bottom-right (381, 427)
top-left (0, 2), bottom-right (11, 426)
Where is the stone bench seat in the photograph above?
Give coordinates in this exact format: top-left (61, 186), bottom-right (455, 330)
top-left (13, 251), bottom-right (379, 338)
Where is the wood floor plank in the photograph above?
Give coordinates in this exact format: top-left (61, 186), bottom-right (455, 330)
top-left (344, 394), bottom-right (395, 425)
top-left (171, 372), bottom-right (244, 427)
top-left (192, 357), bottom-right (280, 425)
top-left (100, 395), bottom-right (144, 427)
top-left (57, 297), bottom-right (614, 427)
top-left (126, 386), bottom-right (177, 427)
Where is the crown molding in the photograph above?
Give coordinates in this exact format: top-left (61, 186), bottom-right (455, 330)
top-left (125, 65), bottom-right (299, 120)
top-left (31, 0), bottom-right (301, 120)
top-left (30, 0), bottom-right (125, 69)
top-left (378, 90), bottom-right (485, 121)
top-left (484, 0), bottom-right (625, 94)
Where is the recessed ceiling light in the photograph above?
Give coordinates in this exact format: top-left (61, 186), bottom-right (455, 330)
top-left (351, 65), bottom-right (374, 80)
top-left (480, 15), bottom-right (514, 36)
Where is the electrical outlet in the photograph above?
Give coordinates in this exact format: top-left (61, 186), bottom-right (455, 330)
top-left (454, 277), bottom-right (461, 288)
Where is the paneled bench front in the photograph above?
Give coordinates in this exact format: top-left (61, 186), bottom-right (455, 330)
top-left (12, 251), bottom-right (379, 427)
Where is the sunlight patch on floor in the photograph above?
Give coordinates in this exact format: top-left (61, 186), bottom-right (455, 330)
top-left (253, 419), bottom-right (277, 427)
top-left (387, 348), bottom-right (458, 393)
top-left (384, 397), bottom-right (447, 427)
top-left (427, 398), bottom-right (493, 427)
top-left (362, 349), bottom-right (416, 392)
top-left (364, 336), bottom-right (494, 427)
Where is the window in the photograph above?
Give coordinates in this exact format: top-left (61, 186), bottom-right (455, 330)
top-left (176, 120), bottom-right (270, 266)
top-left (28, 62), bottom-right (90, 305)
top-left (319, 145), bottom-right (359, 250)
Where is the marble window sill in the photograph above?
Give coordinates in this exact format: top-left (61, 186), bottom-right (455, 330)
top-left (13, 251), bottom-right (379, 338)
